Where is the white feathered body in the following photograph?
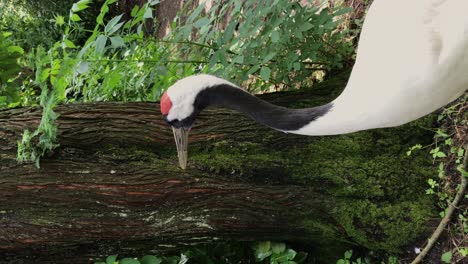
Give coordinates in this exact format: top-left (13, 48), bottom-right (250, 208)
top-left (295, 0), bottom-right (468, 135)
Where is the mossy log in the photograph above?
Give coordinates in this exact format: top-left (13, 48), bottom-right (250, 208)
top-left (0, 74), bottom-right (437, 263)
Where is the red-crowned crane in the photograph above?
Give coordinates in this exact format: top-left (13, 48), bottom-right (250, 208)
top-left (160, 0), bottom-right (468, 169)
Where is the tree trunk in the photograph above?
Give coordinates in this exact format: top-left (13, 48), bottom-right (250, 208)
top-left (0, 74), bottom-right (437, 263)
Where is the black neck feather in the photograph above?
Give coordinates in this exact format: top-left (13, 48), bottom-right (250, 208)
top-left (193, 84), bottom-right (332, 132)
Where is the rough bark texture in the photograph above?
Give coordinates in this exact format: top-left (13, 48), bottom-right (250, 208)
top-left (0, 74), bottom-right (437, 263)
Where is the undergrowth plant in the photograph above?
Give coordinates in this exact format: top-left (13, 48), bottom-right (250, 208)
top-left (0, 0), bottom-right (76, 50)
top-left (0, 31), bottom-right (24, 108)
top-left (170, 0), bottom-right (354, 91)
top-left (407, 93), bottom-right (467, 263)
top-left (14, 0), bottom-right (354, 166)
top-left (95, 241), bottom-right (307, 264)
top-left (335, 250), bottom-right (398, 264)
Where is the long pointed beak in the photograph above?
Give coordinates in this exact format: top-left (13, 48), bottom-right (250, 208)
top-left (171, 127), bottom-right (189, 169)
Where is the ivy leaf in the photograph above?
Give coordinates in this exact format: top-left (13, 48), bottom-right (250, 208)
top-left (120, 258), bottom-right (140, 264)
top-left (106, 255), bottom-right (118, 264)
top-left (140, 255), bottom-right (162, 264)
top-left (272, 243), bottom-right (286, 254)
top-left (441, 251), bottom-right (452, 263)
top-left (344, 250), bottom-right (353, 259)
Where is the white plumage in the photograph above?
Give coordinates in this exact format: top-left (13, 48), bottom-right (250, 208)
top-left (295, 0), bottom-right (468, 135)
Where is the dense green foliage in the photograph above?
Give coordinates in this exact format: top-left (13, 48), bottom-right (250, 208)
top-left (0, 32), bottom-right (24, 108)
top-left (1, 0), bottom-right (353, 166)
top-left (170, 0), bottom-right (353, 90)
top-left (96, 242), bottom-right (307, 264)
top-left (2, 0), bottom-right (465, 262)
top-left (0, 0), bottom-right (77, 50)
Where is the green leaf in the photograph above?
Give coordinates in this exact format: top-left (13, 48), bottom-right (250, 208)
top-left (262, 52), bottom-right (276, 63)
top-left (64, 39), bottom-right (77, 49)
top-left (224, 21), bottom-right (237, 42)
top-left (143, 7), bottom-right (153, 19)
top-left (299, 22), bottom-right (314, 32)
top-left (105, 14), bottom-right (124, 34)
top-left (260, 66), bottom-right (271, 81)
top-left (293, 252), bottom-right (308, 263)
top-left (110, 36), bottom-right (124, 48)
top-left (286, 249), bottom-right (297, 260)
top-left (94, 35), bottom-right (108, 56)
top-left (344, 250), bottom-right (352, 259)
top-left (334, 7), bottom-right (353, 17)
top-left (247, 65), bottom-right (260, 75)
top-left (120, 258), bottom-right (140, 264)
top-left (271, 30), bottom-right (280, 43)
top-left (72, 0), bottom-right (92, 12)
top-left (257, 241), bottom-right (271, 253)
top-left (232, 55), bottom-right (244, 64)
top-left (140, 255), bottom-right (162, 264)
top-left (131, 6), bottom-right (139, 17)
top-left (272, 243), bottom-right (286, 254)
top-left (441, 251), bottom-right (452, 263)
top-left (106, 255), bottom-right (118, 264)
top-left (293, 62), bottom-right (301, 71)
top-left (71, 14), bottom-right (82, 22)
top-left (55, 15), bottom-right (65, 26)
top-left (457, 164), bottom-right (468, 177)
top-left (7, 45), bottom-right (24, 54)
top-left (194, 18), bottom-right (210, 29)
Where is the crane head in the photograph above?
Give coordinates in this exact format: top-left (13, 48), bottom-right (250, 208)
top-left (160, 74), bottom-right (234, 169)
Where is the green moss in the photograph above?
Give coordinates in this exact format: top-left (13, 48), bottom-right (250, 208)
top-left (335, 197), bottom-right (434, 252)
top-left (285, 117), bottom-right (437, 252)
top-left (187, 115), bottom-right (437, 253)
top-left (191, 140), bottom-right (289, 183)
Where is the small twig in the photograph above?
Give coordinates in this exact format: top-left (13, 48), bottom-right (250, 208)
top-left (411, 145), bottom-right (468, 264)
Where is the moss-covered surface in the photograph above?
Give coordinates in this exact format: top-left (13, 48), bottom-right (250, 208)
top-left (182, 75), bottom-right (438, 256)
top-left (187, 119), bottom-right (436, 255)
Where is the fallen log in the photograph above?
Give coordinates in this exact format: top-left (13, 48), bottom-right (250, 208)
top-left (0, 74), bottom-right (437, 263)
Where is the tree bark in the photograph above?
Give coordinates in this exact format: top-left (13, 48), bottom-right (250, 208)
top-left (0, 74), bottom-right (437, 263)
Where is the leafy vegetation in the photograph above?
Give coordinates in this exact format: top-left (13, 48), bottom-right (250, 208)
top-left (1, 0), bottom-right (466, 263)
top-left (407, 94), bottom-right (467, 263)
top-left (0, 0), bottom-right (77, 50)
top-left (170, 0), bottom-right (353, 90)
top-left (95, 242), bottom-right (307, 264)
top-left (0, 31), bottom-right (24, 108)
top-left (2, 0), bottom-right (354, 166)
